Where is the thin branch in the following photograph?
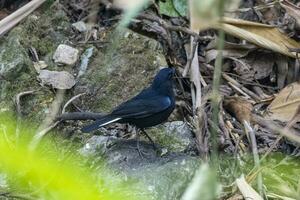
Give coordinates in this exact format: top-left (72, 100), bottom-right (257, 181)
top-left (222, 73), bottom-right (261, 101)
top-left (0, 0), bottom-right (46, 36)
top-left (62, 93), bottom-right (85, 114)
top-left (137, 13), bottom-right (200, 39)
top-left (210, 28), bottom-right (225, 166)
top-left (244, 121), bottom-right (263, 196)
top-left (15, 90), bottom-right (35, 143)
top-left (29, 89), bottom-right (66, 150)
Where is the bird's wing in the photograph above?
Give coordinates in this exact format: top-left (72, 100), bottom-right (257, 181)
top-left (130, 87), bottom-right (153, 100)
top-left (111, 95), bottom-right (171, 119)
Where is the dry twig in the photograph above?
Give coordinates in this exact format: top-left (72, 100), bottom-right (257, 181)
top-left (0, 0), bottom-right (46, 36)
top-left (15, 90), bottom-right (35, 142)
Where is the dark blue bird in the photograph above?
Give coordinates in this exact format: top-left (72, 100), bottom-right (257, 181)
top-left (81, 67), bottom-right (176, 133)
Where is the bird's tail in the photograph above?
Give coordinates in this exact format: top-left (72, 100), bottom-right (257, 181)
top-left (81, 115), bottom-right (121, 133)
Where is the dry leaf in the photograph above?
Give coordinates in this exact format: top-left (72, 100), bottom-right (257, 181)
top-left (224, 97), bottom-right (253, 123)
top-left (280, 0), bottom-right (300, 27)
top-left (236, 175), bottom-right (264, 200)
top-left (205, 47), bottom-right (251, 63)
top-left (266, 82), bottom-right (300, 122)
top-left (286, 105), bottom-right (300, 129)
top-left (214, 17), bottom-right (300, 58)
top-left (206, 39), bottom-right (257, 51)
top-left (237, 51), bottom-right (275, 81)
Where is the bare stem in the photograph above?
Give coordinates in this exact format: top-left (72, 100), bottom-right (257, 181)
top-left (210, 28), bottom-right (224, 167)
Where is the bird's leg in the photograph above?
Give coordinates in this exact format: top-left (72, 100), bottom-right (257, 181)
top-left (135, 133), bottom-right (144, 159)
top-left (141, 129), bottom-right (158, 150)
top-left (132, 127), bottom-right (150, 158)
top-left (135, 131), bottom-right (151, 158)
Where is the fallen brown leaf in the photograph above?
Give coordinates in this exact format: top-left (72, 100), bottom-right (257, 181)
top-left (224, 97), bottom-right (253, 123)
top-left (265, 82), bottom-right (300, 122)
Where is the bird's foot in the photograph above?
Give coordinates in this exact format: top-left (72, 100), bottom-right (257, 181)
top-left (136, 139), bottom-right (151, 159)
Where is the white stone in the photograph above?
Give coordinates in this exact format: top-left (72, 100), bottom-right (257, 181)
top-left (72, 21), bottom-right (87, 32)
top-left (53, 44), bottom-right (79, 65)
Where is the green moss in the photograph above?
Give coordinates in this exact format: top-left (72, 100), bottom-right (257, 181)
top-left (0, 6), bottom-right (71, 123)
top-left (19, 8), bottom-right (71, 61)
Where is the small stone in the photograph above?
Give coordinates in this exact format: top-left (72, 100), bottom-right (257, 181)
top-left (72, 21), bottom-right (87, 32)
top-left (53, 44), bottom-right (79, 65)
top-left (38, 70), bottom-right (76, 89)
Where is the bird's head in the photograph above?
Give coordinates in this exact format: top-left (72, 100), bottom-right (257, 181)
top-left (151, 67), bottom-right (175, 96)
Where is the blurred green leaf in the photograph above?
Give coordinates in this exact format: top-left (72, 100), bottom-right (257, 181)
top-left (173, 0), bottom-right (188, 17)
top-left (159, 0), bottom-right (180, 17)
top-left (0, 113), bottom-right (150, 200)
top-left (181, 164), bottom-right (219, 200)
top-left (118, 0), bottom-right (150, 27)
top-left (262, 155), bottom-right (300, 199)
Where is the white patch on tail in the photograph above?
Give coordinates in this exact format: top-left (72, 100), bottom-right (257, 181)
top-left (98, 117), bottom-right (121, 128)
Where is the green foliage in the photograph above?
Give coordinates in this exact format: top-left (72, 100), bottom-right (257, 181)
top-left (0, 113), bottom-right (149, 200)
top-left (173, 0), bottom-right (188, 17)
top-left (261, 153), bottom-right (300, 199)
top-left (159, 0), bottom-right (187, 17)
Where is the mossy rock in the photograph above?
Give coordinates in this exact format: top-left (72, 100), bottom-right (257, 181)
top-left (0, 7), bottom-right (72, 122)
top-left (75, 30), bottom-right (167, 113)
top-left (147, 121), bottom-right (195, 152)
top-left (0, 31), bottom-right (31, 80)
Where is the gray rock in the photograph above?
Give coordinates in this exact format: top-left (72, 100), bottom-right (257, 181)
top-left (38, 70), bottom-right (76, 89)
top-left (53, 44), bottom-right (79, 65)
top-left (132, 155), bottom-right (199, 200)
top-left (148, 121), bottom-right (195, 152)
top-left (0, 34), bottom-right (31, 80)
top-left (80, 134), bottom-right (200, 200)
top-left (79, 135), bottom-right (117, 156)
